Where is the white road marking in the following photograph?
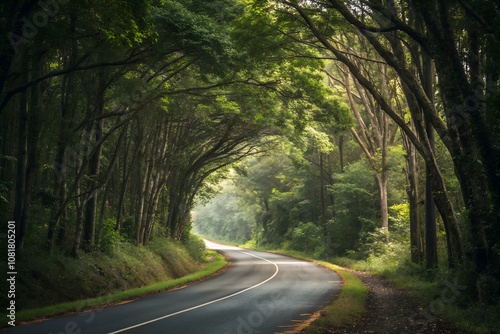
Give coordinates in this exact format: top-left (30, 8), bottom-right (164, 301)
top-left (271, 261), bottom-right (309, 264)
top-left (107, 251), bottom-right (280, 334)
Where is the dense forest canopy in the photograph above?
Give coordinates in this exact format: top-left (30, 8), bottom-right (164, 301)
top-left (1, 0), bottom-right (499, 306)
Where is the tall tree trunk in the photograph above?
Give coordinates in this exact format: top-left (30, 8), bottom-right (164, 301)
top-left (413, 0), bottom-right (496, 275)
top-left (96, 181), bottom-right (110, 250)
top-left (71, 181), bottom-right (83, 257)
top-left (83, 138), bottom-right (100, 253)
top-left (115, 124), bottom-right (133, 231)
top-left (422, 50), bottom-right (438, 268)
top-left (343, 70), bottom-right (391, 241)
top-left (319, 152), bottom-right (331, 252)
top-left (139, 159), bottom-right (154, 245)
top-left (47, 16), bottom-right (78, 250)
top-left (95, 125), bottom-right (124, 248)
top-left (21, 57), bottom-right (42, 251)
top-left (403, 134), bottom-right (423, 263)
top-left (376, 172), bottom-right (389, 241)
top-left (338, 135), bottom-right (345, 173)
top-left (83, 73), bottom-right (105, 252)
top-left (384, 7), bottom-right (454, 266)
top-left (167, 179), bottom-right (182, 238)
top-left (143, 178), bottom-right (165, 245)
top-left (13, 52), bottom-right (29, 250)
top-left (134, 153), bottom-right (148, 245)
top-left (0, 1), bottom-right (39, 97)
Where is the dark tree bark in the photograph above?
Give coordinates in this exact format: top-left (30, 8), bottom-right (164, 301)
top-left (20, 56), bottom-right (43, 250)
top-left (411, 0), bottom-right (499, 273)
top-left (319, 152), bottom-right (330, 248)
top-left (338, 135), bottom-right (345, 173)
top-left (47, 15), bottom-right (78, 251)
top-left (422, 47), bottom-right (438, 268)
top-left (83, 73), bottom-right (105, 253)
top-left (13, 52), bottom-right (29, 249)
top-left (403, 130), bottom-right (423, 264)
top-left (0, 0), bottom-right (39, 97)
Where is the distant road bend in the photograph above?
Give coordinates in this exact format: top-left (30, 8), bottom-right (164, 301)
top-left (4, 241), bottom-right (341, 334)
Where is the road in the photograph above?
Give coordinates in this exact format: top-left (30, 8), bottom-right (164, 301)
top-left (3, 241), bottom-right (341, 334)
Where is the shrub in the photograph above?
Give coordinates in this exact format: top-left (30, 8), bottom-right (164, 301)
top-left (183, 233), bottom-right (207, 262)
top-left (284, 222), bottom-right (323, 253)
top-left (99, 218), bottom-right (124, 253)
top-left (328, 160), bottom-right (378, 256)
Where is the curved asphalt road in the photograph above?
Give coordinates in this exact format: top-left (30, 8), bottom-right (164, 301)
top-left (3, 241), bottom-right (341, 334)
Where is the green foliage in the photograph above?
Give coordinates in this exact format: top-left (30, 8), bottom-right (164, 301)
top-left (3, 0), bottom-right (498, 330)
top-left (355, 203), bottom-right (411, 259)
top-left (283, 222), bottom-right (323, 254)
top-left (120, 216), bottom-right (136, 243)
top-left (182, 233), bottom-right (207, 263)
top-left (152, 0), bottom-right (237, 74)
top-left (328, 160), bottom-right (378, 255)
top-left (385, 145), bottom-right (408, 204)
top-left (89, 0), bottom-right (154, 46)
top-left (305, 126), bottom-right (335, 154)
top-left (266, 189), bottom-right (306, 243)
top-left (388, 203), bottom-right (411, 243)
top-left (99, 218), bottom-right (124, 254)
top-left (193, 179), bottom-right (256, 244)
top-left (231, 0), bottom-right (353, 133)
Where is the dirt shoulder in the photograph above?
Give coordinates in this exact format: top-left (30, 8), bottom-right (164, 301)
top-left (323, 270), bottom-right (469, 334)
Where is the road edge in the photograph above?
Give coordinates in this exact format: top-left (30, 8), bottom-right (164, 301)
top-left (242, 249), bottom-right (368, 333)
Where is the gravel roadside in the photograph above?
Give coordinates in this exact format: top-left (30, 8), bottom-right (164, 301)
top-left (321, 270), bottom-right (470, 334)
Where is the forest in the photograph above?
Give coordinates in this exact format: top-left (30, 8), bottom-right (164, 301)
top-left (1, 0), bottom-right (499, 330)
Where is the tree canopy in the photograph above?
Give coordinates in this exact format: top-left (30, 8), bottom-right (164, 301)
top-left (1, 0), bottom-right (500, 318)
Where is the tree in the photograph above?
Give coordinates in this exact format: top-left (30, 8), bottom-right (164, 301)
top-left (261, 0), bottom-right (464, 268)
top-left (3, 0), bottom-right (354, 256)
top-left (330, 59), bottom-right (399, 241)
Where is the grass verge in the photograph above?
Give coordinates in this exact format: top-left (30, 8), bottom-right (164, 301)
top-left (10, 250), bottom-right (226, 325)
top-left (299, 260), bottom-right (367, 334)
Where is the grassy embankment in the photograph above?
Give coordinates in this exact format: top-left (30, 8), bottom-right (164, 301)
top-left (0, 236), bottom-right (227, 326)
